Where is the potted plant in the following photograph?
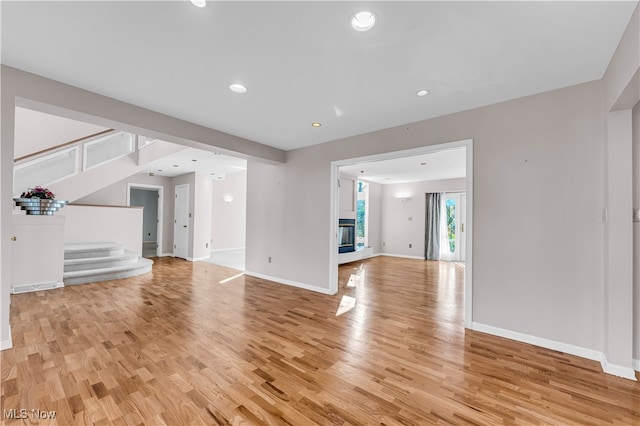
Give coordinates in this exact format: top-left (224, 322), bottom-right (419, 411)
top-left (14, 186), bottom-right (68, 215)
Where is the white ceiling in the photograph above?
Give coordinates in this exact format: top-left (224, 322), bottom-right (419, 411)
top-left (340, 147), bottom-right (466, 184)
top-left (138, 146), bottom-right (246, 179)
top-left (2, 1), bottom-right (636, 153)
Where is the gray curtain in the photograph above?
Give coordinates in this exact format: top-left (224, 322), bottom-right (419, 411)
top-left (425, 193), bottom-right (441, 260)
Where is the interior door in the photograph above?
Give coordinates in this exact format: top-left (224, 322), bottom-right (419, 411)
top-left (174, 184), bottom-right (189, 259)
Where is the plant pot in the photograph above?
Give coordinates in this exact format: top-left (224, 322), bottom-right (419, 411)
top-left (13, 198), bottom-right (68, 215)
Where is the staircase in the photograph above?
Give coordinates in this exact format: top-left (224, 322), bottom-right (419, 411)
top-left (63, 242), bottom-right (153, 285)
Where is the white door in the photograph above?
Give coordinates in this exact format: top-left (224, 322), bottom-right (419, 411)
top-left (441, 192), bottom-right (466, 261)
top-left (174, 184), bottom-right (189, 259)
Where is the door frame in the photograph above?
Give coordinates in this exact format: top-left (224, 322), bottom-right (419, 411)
top-left (330, 139), bottom-right (474, 328)
top-left (127, 183), bottom-right (163, 257)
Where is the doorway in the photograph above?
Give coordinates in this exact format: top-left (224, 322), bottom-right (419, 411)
top-left (330, 139), bottom-right (473, 327)
top-left (174, 184), bottom-right (190, 259)
top-left (127, 183), bottom-right (163, 258)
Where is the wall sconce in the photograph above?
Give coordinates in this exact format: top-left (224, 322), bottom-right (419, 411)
top-left (223, 195), bottom-right (233, 203)
top-left (399, 197), bottom-right (411, 203)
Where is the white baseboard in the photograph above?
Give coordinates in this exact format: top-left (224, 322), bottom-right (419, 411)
top-left (379, 253), bottom-right (425, 260)
top-left (471, 322), bottom-right (637, 381)
top-left (11, 281), bottom-right (64, 294)
top-left (188, 255), bottom-right (211, 262)
top-left (1, 336), bottom-right (12, 351)
top-left (210, 247), bottom-right (245, 253)
top-left (158, 253), bottom-right (173, 257)
top-left (601, 357), bottom-right (638, 380)
top-left (244, 270), bottom-right (335, 295)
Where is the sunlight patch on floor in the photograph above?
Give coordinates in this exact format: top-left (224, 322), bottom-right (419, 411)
top-left (347, 264), bottom-right (366, 288)
top-left (219, 272), bottom-right (244, 284)
top-left (336, 295), bottom-right (357, 316)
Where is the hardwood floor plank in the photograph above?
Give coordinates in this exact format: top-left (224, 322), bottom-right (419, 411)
top-left (1, 256), bottom-right (639, 425)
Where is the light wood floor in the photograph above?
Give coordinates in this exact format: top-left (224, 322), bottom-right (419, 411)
top-left (1, 257), bottom-right (639, 425)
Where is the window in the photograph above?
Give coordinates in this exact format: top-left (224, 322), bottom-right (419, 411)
top-left (13, 146), bottom-right (78, 196)
top-left (356, 180), bottom-right (368, 248)
top-left (83, 131), bottom-right (135, 170)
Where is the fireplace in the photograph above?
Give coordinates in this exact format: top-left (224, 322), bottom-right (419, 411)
top-left (338, 219), bottom-right (356, 253)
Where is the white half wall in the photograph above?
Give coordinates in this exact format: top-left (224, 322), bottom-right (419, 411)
top-left (60, 204), bottom-right (143, 255)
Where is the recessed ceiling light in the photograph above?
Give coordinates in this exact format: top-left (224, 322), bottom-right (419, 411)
top-left (420, 162), bottom-right (427, 166)
top-left (173, 164), bottom-right (179, 167)
top-left (350, 11), bottom-right (376, 31)
top-left (214, 152), bottom-right (222, 155)
top-left (417, 89), bottom-right (429, 97)
top-left (192, 159), bottom-right (197, 162)
top-left (190, 0), bottom-right (206, 8)
top-left (311, 122), bottom-right (322, 128)
top-left (157, 169), bottom-right (163, 172)
top-left (210, 173), bottom-right (215, 175)
top-left (229, 83), bottom-right (247, 94)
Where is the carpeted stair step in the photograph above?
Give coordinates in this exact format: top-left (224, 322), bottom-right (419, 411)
top-left (63, 242), bottom-right (153, 286)
top-left (64, 249), bottom-right (140, 272)
top-left (64, 242), bottom-right (124, 260)
top-left (63, 258), bottom-right (153, 286)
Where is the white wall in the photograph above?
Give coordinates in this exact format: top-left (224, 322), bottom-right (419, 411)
top-left (380, 178), bottom-right (466, 258)
top-left (211, 171), bottom-right (246, 250)
top-left (602, 3), bottom-right (639, 376)
top-left (193, 172), bottom-right (212, 260)
top-left (338, 174), bottom-right (356, 220)
top-left (76, 173), bottom-right (174, 255)
top-left (13, 106), bottom-right (107, 159)
top-left (367, 181), bottom-right (382, 254)
top-left (633, 102), bottom-right (640, 365)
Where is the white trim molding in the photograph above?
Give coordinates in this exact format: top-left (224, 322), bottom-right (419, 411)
top-left (379, 253), bottom-right (425, 260)
top-left (633, 358), bottom-right (639, 372)
top-left (188, 256), bottom-right (211, 262)
top-left (245, 270), bottom-right (335, 295)
top-left (210, 247), bottom-right (245, 253)
top-left (0, 336), bottom-right (13, 351)
top-left (11, 281), bottom-right (64, 294)
top-left (471, 322), bottom-right (637, 381)
top-left (601, 357), bottom-right (638, 380)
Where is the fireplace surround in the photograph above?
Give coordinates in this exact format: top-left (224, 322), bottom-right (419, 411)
top-left (338, 218), bottom-right (356, 253)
